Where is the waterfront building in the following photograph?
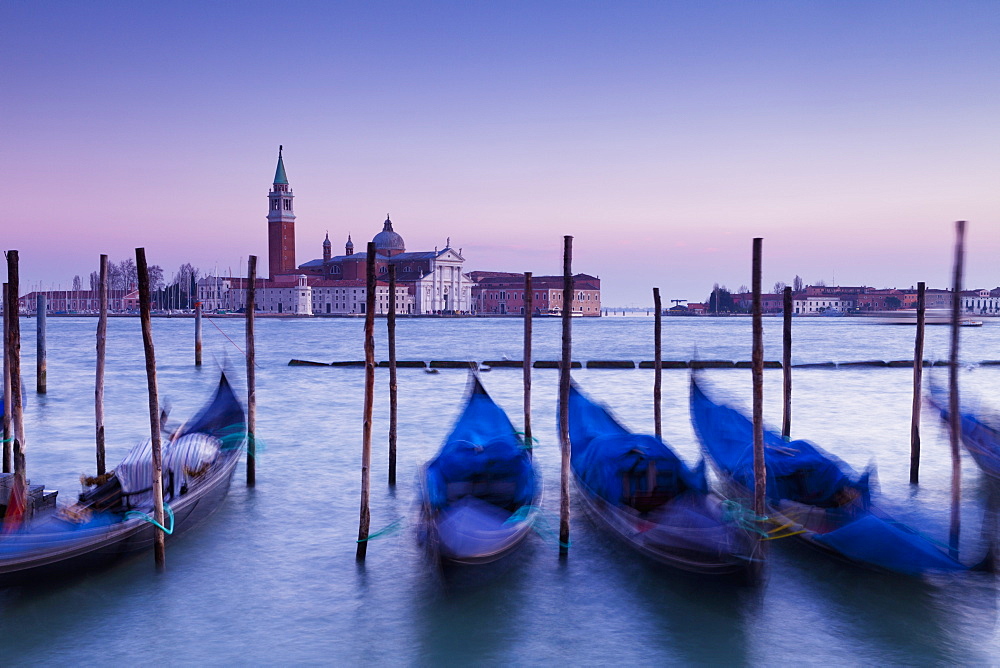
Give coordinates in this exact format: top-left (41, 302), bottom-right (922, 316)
top-left (469, 271), bottom-right (602, 316)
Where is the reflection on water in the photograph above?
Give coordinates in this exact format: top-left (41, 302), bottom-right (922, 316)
top-left (1, 316), bottom-right (999, 663)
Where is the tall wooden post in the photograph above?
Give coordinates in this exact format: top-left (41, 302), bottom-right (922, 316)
top-left (782, 286), bottom-right (792, 440)
top-left (194, 301), bottom-right (203, 366)
top-left (947, 222), bottom-right (965, 559)
top-left (653, 287), bottom-right (662, 439)
top-left (910, 281), bottom-right (926, 484)
top-left (95, 255), bottom-right (108, 475)
top-left (387, 264), bottom-right (398, 486)
top-left (559, 236), bottom-right (574, 555)
top-left (36, 294), bottom-right (46, 394)
top-left (751, 238), bottom-right (766, 517)
top-left (523, 272), bottom-right (533, 453)
top-left (357, 243), bottom-right (377, 560)
top-left (2, 281), bottom-right (11, 473)
top-left (135, 248), bottom-right (166, 570)
top-left (246, 256), bottom-right (257, 487)
top-left (6, 254), bottom-right (26, 512)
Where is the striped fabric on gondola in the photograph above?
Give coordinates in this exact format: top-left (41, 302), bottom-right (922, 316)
top-left (117, 434), bottom-right (222, 510)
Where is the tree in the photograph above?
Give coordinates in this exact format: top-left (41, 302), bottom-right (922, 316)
top-left (813, 279), bottom-right (826, 287)
top-left (773, 281), bottom-right (786, 295)
top-left (737, 284), bottom-right (749, 295)
top-left (90, 271), bottom-right (100, 292)
top-left (118, 259), bottom-right (138, 292)
top-left (885, 296), bottom-right (901, 310)
top-left (793, 275), bottom-right (804, 292)
top-left (147, 264), bottom-right (164, 291)
top-left (708, 284), bottom-right (735, 313)
top-left (72, 275), bottom-right (82, 291)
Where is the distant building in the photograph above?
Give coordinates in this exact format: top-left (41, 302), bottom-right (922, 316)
top-left (469, 272), bottom-right (601, 316)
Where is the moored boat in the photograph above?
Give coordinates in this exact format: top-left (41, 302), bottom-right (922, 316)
top-left (418, 376), bottom-right (539, 566)
top-left (567, 383), bottom-right (761, 577)
top-left (690, 376), bottom-right (973, 575)
top-left (928, 386), bottom-right (1000, 480)
top-left (0, 373), bottom-right (246, 586)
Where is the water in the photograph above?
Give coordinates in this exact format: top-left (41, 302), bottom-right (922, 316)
top-left (1, 315), bottom-right (998, 664)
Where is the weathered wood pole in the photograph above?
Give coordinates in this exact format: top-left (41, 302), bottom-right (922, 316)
top-left (135, 247), bottom-right (166, 570)
top-left (387, 263), bottom-right (398, 486)
top-left (559, 236), bottom-right (574, 555)
top-left (6, 255), bottom-right (26, 511)
top-left (782, 286), bottom-right (792, 440)
top-left (246, 256), bottom-right (257, 487)
top-left (95, 255), bottom-right (108, 475)
top-left (357, 242), bottom-right (377, 560)
top-left (947, 221), bottom-right (965, 559)
top-left (910, 281), bottom-right (926, 484)
top-left (751, 238), bottom-right (766, 517)
top-left (523, 272), bottom-right (533, 454)
top-left (653, 287), bottom-right (662, 439)
top-left (2, 281), bottom-right (11, 473)
top-left (35, 293), bottom-right (46, 394)
top-left (194, 300), bottom-right (203, 366)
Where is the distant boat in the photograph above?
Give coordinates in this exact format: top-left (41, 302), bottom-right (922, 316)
top-left (417, 376), bottom-right (539, 566)
top-left (690, 376), bottom-right (975, 576)
top-left (538, 307), bottom-right (582, 317)
top-left (0, 374), bottom-right (246, 587)
top-left (566, 383), bottom-right (761, 578)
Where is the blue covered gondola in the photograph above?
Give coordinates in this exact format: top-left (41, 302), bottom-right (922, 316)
top-left (418, 376), bottom-right (539, 566)
top-left (567, 383), bottom-right (761, 577)
top-left (690, 376), bottom-right (972, 575)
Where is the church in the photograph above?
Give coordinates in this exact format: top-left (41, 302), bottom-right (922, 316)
top-left (198, 148), bottom-right (474, 315)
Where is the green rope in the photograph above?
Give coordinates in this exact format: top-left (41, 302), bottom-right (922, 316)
top-left (512, 505), bottom-right (570, 549)
top-left (357, 518), bottom-right (403, 542)
top-left (125, 503), bottom-right (175, 535)
top-left (514, 432), bottom-right (539, 449)
top-left (721, 499), bottom-right (771, 537)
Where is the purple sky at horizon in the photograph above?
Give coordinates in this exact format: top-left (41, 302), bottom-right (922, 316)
top-left (3, 1), bottom-right (998, 305)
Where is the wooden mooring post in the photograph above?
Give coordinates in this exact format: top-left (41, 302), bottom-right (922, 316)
top-left (782, 286), bottom-right (792, 440)
top-left (357, 243), bottom-right (376, 560)
top-left (2, 281), bottom-right (11, 473)
top-left (653, 287), bottom-right (662, 439)
top-left (6, 253), bottom-right (27, 512)
top-left (136, 247), bottom-right (166, 571)
top-left (523, 272), bottom-right (533, 454)
top-left (910, 281), bottom-right (925, 484)
top-left (947, 222), bottom-right (965, 559)
top-left (36, 293), bottom-right (46, 394)
top-left (387, 264), bottom-right (398, 486)
top-left (194, 301), bottom-right (203, 366)
top-left (246, 256), bottom-right (257, 487)
top-left (559, 236), bottom-right (573, 556)
top-left (751, 238), bottom-right (766, 517)
top-left (95, 255), bottom-right (108, 475)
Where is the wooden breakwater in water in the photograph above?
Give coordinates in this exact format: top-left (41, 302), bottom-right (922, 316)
top-left (289, 358), bottom-right (1000, 368)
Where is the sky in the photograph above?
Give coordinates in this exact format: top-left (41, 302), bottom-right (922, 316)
top-left (2, 1), bottom-right (998, 306)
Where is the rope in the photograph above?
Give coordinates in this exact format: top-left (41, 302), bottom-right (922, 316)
top-left (514, 432), bottom-right (539, 449)
top-left (204, 317), bottom-right (261, 368)
top-left (514, 506), bottom-right (570, 549)
top-left (721, 499), bottom-right (773, 537)
top-left (125, 503), bottom-right (175, 535)
top-left (357, 518), bottom-right (404, 542)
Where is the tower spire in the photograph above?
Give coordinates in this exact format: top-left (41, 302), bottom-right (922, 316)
top-left (274, 145), bottom-right (288, 185)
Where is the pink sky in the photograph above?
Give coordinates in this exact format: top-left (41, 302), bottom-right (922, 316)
top-left (3, 2), bottom-right (998, 305)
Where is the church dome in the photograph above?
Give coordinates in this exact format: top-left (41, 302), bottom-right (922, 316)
top-left (372, 215), bottom-right (405, 254)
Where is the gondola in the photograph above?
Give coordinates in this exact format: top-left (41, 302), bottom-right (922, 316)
top-left (690, 376), bottom-right (972, 575)
top-left (0, 373), bottom-right (246, 586)
top-left (418, 376), bottom-right (539, 566)
top-left (928, 385), bottom-right (1000, 480)
top-left (567, 384), bottom-right (761, 577)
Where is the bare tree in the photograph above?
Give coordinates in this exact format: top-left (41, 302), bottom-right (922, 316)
top-left (813, 279), bottom-right (826, 287)
top-left (738, 284), bottom-right (749, 295)
top-left (773, 281), bottom-right (786, 295)
top-left (147, 264), bottom-right (164, 291)
top-left (793, 275), bottom-right (804, 292)
top-left (72, 275), bottom-right (82, 291)
top-left (90, 271), bottom-right (100, 292)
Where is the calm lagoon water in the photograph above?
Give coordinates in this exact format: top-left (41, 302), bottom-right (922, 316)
top-left (1, 315), bottom-right (998, 665)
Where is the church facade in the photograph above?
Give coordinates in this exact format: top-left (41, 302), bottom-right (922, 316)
top-left (197, 149), bottom-right (470, 315)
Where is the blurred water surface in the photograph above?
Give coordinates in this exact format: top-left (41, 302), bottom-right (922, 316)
top-left (1, 315), bottom-right (998, 664)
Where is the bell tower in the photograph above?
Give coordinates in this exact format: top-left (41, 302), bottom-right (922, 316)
top-left (267, 145), bottom-right (296, 279)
